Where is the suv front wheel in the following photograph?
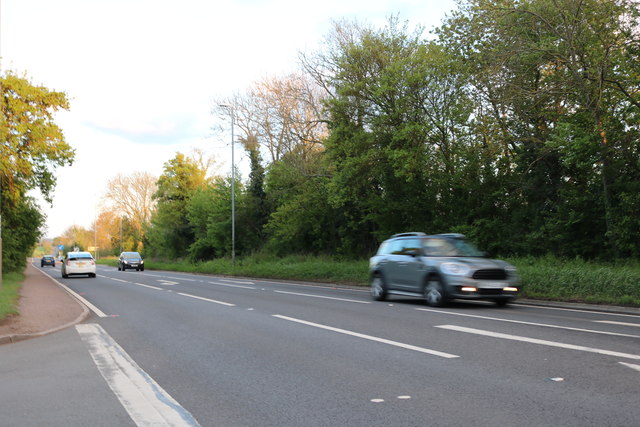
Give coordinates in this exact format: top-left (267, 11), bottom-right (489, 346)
top-left (370, 275), bottom-right (387, 301)
top-left (424, 277), bottom-right (446, 307)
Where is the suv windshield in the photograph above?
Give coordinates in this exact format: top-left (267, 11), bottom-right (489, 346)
top-left (423, 237), bottom-right (484, 257)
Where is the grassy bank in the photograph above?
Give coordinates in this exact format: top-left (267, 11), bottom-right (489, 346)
top-left (509, 257), bottom-right (640, 306)
top-left (0, 273), bottom-right (24, 322)
top-left (99, 255), bottom-right (369, 285)
top-left (98, 254), bottom-right (640, 307)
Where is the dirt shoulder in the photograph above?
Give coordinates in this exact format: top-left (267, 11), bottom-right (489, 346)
top-left (0, 262), bottom-right (89, 345)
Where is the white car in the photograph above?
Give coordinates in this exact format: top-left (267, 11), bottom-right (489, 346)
top-left (61, 251), bottom-right (97, 278)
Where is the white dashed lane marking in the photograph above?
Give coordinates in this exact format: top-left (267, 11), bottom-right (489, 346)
top-left (436, 325), bottom-right (640, 360)
top-left (275, 290), bottom-right (370, 304)
top-left (273, 315), bottom-right (459, 359)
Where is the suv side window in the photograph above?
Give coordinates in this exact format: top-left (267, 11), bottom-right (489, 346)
top-left (387, 240), bottom-right (405, 255)
top-left (423, 238), bottom-right (456, 256)
top-left (376, 242), bottom-right (391, 255)
top-left (400, 239), bottom-right (422, 255)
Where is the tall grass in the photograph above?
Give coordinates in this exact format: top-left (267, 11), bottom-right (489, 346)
top-left (509, 256), bottom-right (640, 306)
top-left (0, 273), bottom-right (23, 322)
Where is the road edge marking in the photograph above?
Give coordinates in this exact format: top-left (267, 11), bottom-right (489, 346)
top-left (76, 323), bottom-right (200, 426)
top-left (35, 267), bottom-right (108, 318)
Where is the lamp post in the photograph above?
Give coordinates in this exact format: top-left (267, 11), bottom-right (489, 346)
top-left (219, 104), bottom-right (235, 267)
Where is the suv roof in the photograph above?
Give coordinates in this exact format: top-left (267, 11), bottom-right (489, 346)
top-left (388, 232), bottom-right (465, 239)
top-left (390, 232), bottom-right (427, 238)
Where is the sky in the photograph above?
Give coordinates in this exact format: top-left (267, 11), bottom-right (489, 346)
top-left (2, 0), bottom-right (456, 238)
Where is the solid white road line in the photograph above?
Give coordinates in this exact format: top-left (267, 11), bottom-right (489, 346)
top-left (435, 325), bottom-right (640, 360)
top-left (76, 324), bottom-right (200, 427)
top-left (416, 308), bottom-right (640, 338)
top-left (207, 281), bottom-right (256, 290)
top-left (58, 283), bottom-right (108, 318)
top-left (36, 270), bottom-right (108, 318)
top-left (275, 290), bottom-right (370, 304)
top-left (177, 292), bottom-right (235, 306)
top-left (273, 315), bottom-right (459, 358)
top-left (594, 320), bottom-right (640, 328)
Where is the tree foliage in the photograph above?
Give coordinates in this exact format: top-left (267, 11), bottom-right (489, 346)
top-left (145, 152), bottom-right (211, 259)
top-left (144, 2), bottom-right (640, 261)
top-left (1, 72), bottom-right (74, 272)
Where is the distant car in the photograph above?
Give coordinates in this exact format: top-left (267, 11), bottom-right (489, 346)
top-left (58, 255), bottom-right (64, 263)
top-left (118, 251), bottom-right (144, 271)
top-left (61, 251), bottom-right (96, 278)
top-left (41, 255), bottom-right (56, 267)
top-left (369, 232), bottom-right (519, 307)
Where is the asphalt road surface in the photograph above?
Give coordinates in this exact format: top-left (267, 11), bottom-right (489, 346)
top-left (2, 263), bottom-right (639, 426)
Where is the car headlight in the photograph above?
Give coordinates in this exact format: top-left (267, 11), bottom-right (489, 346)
top-left (124, 260), bottom-right (129, 264)
top-left (140, 260), bottom-right (144, 264)
top-left (440, 262), bottom-right (470, 276)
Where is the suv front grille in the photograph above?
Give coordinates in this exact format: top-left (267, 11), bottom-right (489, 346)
top-left (472, 269), bottom-right (507, 280)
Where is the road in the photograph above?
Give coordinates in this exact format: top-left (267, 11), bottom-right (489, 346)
top-left (1, 263), bottom-right (639, 426)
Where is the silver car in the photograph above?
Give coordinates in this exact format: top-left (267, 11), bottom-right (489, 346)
top-left (369, 233), bottom-right (519, 307)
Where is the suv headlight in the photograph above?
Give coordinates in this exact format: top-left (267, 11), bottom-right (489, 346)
top-left (440, 262), bottom-right (470, 276)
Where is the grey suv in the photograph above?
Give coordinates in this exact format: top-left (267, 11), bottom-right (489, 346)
top-left (369, 233), bottom-right (519, 307)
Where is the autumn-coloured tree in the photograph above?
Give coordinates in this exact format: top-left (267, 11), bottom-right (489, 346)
top-left (102, 171), bottom-right (158, 249)
top-left (214, 73), bottom-right (327, 167)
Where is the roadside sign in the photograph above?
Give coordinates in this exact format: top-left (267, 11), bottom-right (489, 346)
top-left (58, 244), bottom-right (65, 250)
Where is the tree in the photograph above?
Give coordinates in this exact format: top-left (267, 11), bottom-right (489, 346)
top-left (102, 171), bottom-right (158, 249)
top-left (438, 0), bottom-right (640, 257)
top-left (1, 71), bottom-right (74, 275)
top-left (146, 152), bottom-right (211, 259)
top-left (2, 197), bottom-right (44, 270)
top-left (1, 72), bottom-right (74, 204)
top-left (213, 73), bottom-right (328, 165)
top-left (301, 17), bottom-right (476, 255)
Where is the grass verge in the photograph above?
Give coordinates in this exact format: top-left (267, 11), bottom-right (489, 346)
top-left (99, 255), bottom-right (640, 307)
top-left (0, 272), bottom-right (24, 322)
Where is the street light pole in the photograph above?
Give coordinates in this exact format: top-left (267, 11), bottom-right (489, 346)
top-left (219, 104), bottom-right (235, 267)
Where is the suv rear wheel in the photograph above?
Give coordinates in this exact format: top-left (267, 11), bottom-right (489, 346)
top-left (424, 277), bottom-right (446, 307)
top-left (370, 275), bottom-right (387, 301)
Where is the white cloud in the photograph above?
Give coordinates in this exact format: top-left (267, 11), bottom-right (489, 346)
top-left (3, 0), bottom-right (456, 237)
